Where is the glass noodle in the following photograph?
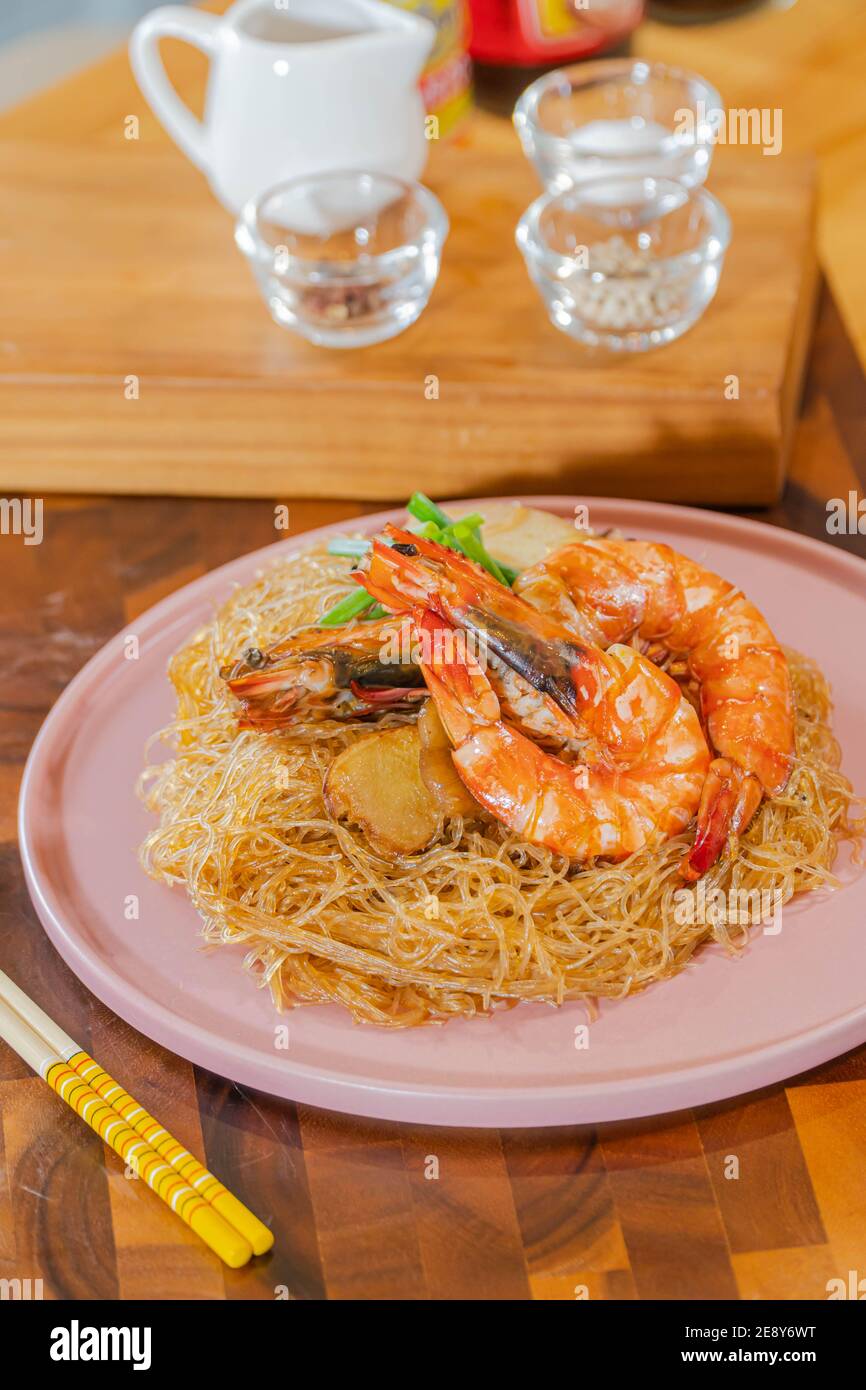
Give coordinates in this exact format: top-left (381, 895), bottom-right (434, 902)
top-left (138, 543), bottom-right (863, 1028)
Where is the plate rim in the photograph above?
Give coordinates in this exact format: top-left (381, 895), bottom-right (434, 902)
top-left (17, 495), bottom-right (866, 1126)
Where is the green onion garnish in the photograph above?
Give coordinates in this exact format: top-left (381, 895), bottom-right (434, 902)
top-left (322, 494), bottom-right (516, 626)
top-left (406, 491), bottom-right (452, 529)
top-left (419, 520), bottom-right (458, 549)
top-left (326, 537), bottom-right (371, 558)
top-left (450, 522), bottom-right (509, 586)
top-left (320, 588), bottom-right (378, 627)
top-left (406, 496), bottom-right (514, 586)
top-left (443, 511), bottom-right (484, 534)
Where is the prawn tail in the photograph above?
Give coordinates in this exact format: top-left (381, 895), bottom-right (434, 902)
top-left (680, 759), bottom-right (763, 880)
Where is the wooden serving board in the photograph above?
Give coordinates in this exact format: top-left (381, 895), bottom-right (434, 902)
top-left (0, 121), bottom-right (817, 505)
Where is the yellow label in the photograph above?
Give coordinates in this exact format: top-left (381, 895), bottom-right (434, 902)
top-left (534, 0), bottom-right (586, 37)
top-left (388, 0), bottom-right (472, 134)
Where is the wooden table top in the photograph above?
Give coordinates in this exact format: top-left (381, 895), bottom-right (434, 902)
top-left (1, 0), bottom-right (864, 370)
top-left (1, 0), bottom-right (866, 1302)
top-left (0, 283), bottom-right (864, 1301)
top-left (0, 136), bottom-right (821, 506)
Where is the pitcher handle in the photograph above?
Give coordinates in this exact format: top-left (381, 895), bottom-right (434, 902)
top-left (129, 6), bottom-right (219, 172)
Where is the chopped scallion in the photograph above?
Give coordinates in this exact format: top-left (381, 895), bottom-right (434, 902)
top-left (405, 495), bottom-right (513, 585)
top-left (450, 522), bottom-right (509, 586)
top-left (406, 491), bottom-right (452, 529)
top-left (326, 537), bottom-right (371, 558)
top-left (319, 587), bottom-right (377, 627)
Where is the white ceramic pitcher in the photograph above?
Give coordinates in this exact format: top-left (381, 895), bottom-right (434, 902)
top-left (130, 0), bottom-right (435, 213)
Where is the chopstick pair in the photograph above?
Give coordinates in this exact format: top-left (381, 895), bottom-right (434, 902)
top-left (0, 967), bottom-right (272, 1268)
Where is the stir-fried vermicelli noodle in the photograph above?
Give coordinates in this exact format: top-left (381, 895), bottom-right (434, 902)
top-left (138, 543), bottom-right (862, 1028)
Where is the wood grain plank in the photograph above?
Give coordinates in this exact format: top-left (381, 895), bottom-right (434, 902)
top-left (0, 1076), bottom-right (119, 1299)
top-left (502, 1126), bottom-right (629, 1278)
top-left (530, 1268), bottom-right (636, 1301)
top-left (400, 1128), bottom-right (531, 1300)
top-left (0, 369), bottom-right (795, 507)
top-left (105, 495), bottom-right (204, 622)
top-left (0, 500), bottom-right (124, 763)
top-left (0, 135), bottom-right (816, 506)
top-left (191, 497), bottom-right (285, 575)
top-left (808, 293), bottom-right (866, 492)
top-left (787, 393), bottom-right (860, 516)
top-left (0, 272), bottom-right (864, 1297)
top-left (198, 1080), bottom-right (326, 1301)
top-left (0, 1108), bottom-right (14, 1262)
top-left (696, 1089), bottom-right (826, 1254)
top-left (0, 767), bottom-right (22, 842)
top-left (820, 127), bottom-right (866, 373)
top-left (732, 1245), bottom-right (839, 1301)
top-left (601, 1114), bottom-right (738, 1300)
top-left (0, 846), bottom-right (98, 1072)
top-left (786, 1082), bottom-right (866, 1281)
top-left (298, 1105), bottom-right (425, 1300)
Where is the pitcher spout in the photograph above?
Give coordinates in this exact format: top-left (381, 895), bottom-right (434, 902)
top-left (346, 0), bottom-right (435, 80)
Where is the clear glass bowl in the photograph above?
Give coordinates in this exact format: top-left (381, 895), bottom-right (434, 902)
top-left (235, 171), bottom-right (449, 348)
top-left (513, 59), bottom-right (722, 193)
top-left (516, 176), bottom-right (731, 353)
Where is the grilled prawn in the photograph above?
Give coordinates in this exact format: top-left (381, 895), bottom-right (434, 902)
top-left (356, 530), bottom-right (710, 862)
top-left (411, 608), bottom-right (709, 862)
top-left (221, 613), bottom-right (577, 743)
top-left (220, 617), bottom-right (425, 729)
top-left (513, 536), bottom-right (796, 877)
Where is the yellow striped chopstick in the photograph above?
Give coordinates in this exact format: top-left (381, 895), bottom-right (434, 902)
top-left (0, 968), bottom-right (273, 1264)
top-left (67, 1050), bottom-right (272, 1255)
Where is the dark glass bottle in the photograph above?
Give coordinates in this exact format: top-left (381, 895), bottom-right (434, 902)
top-left (649, 0), bottom-right (772, 23)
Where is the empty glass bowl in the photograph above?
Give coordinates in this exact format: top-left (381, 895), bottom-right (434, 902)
top-left (235, 171), bottom-right (449, 348)
top-left (513, 59), bottom-right (722, 194)
top-left (516, 176), bottom-right (731, 353)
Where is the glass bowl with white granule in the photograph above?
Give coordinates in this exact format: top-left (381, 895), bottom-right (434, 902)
top-left (516, 175), bottom-right (730, 352)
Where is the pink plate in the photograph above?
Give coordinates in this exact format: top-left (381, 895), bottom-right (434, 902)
top-left (18, 498), bottom-right (866, 1126)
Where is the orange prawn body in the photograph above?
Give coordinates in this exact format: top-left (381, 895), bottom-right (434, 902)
top-left (416, 608), bottom-right (708, 862)
top-left (514, 537), bottom-right (796, 876)
top-left (358, 531), bottom-right (710, 866)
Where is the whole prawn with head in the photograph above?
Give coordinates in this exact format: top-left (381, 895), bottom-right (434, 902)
top-left (220, 616), bottom-right (426, 729)
top-left (513, 535), bottom-right (796, 878)
top-left (356, 530), bottom-right (711, 866)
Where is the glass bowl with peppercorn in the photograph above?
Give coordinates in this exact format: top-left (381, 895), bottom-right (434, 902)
top-left (235, 170), bottom-right (449, 349)
top-left (516, 174), bottom-right (730, 353)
